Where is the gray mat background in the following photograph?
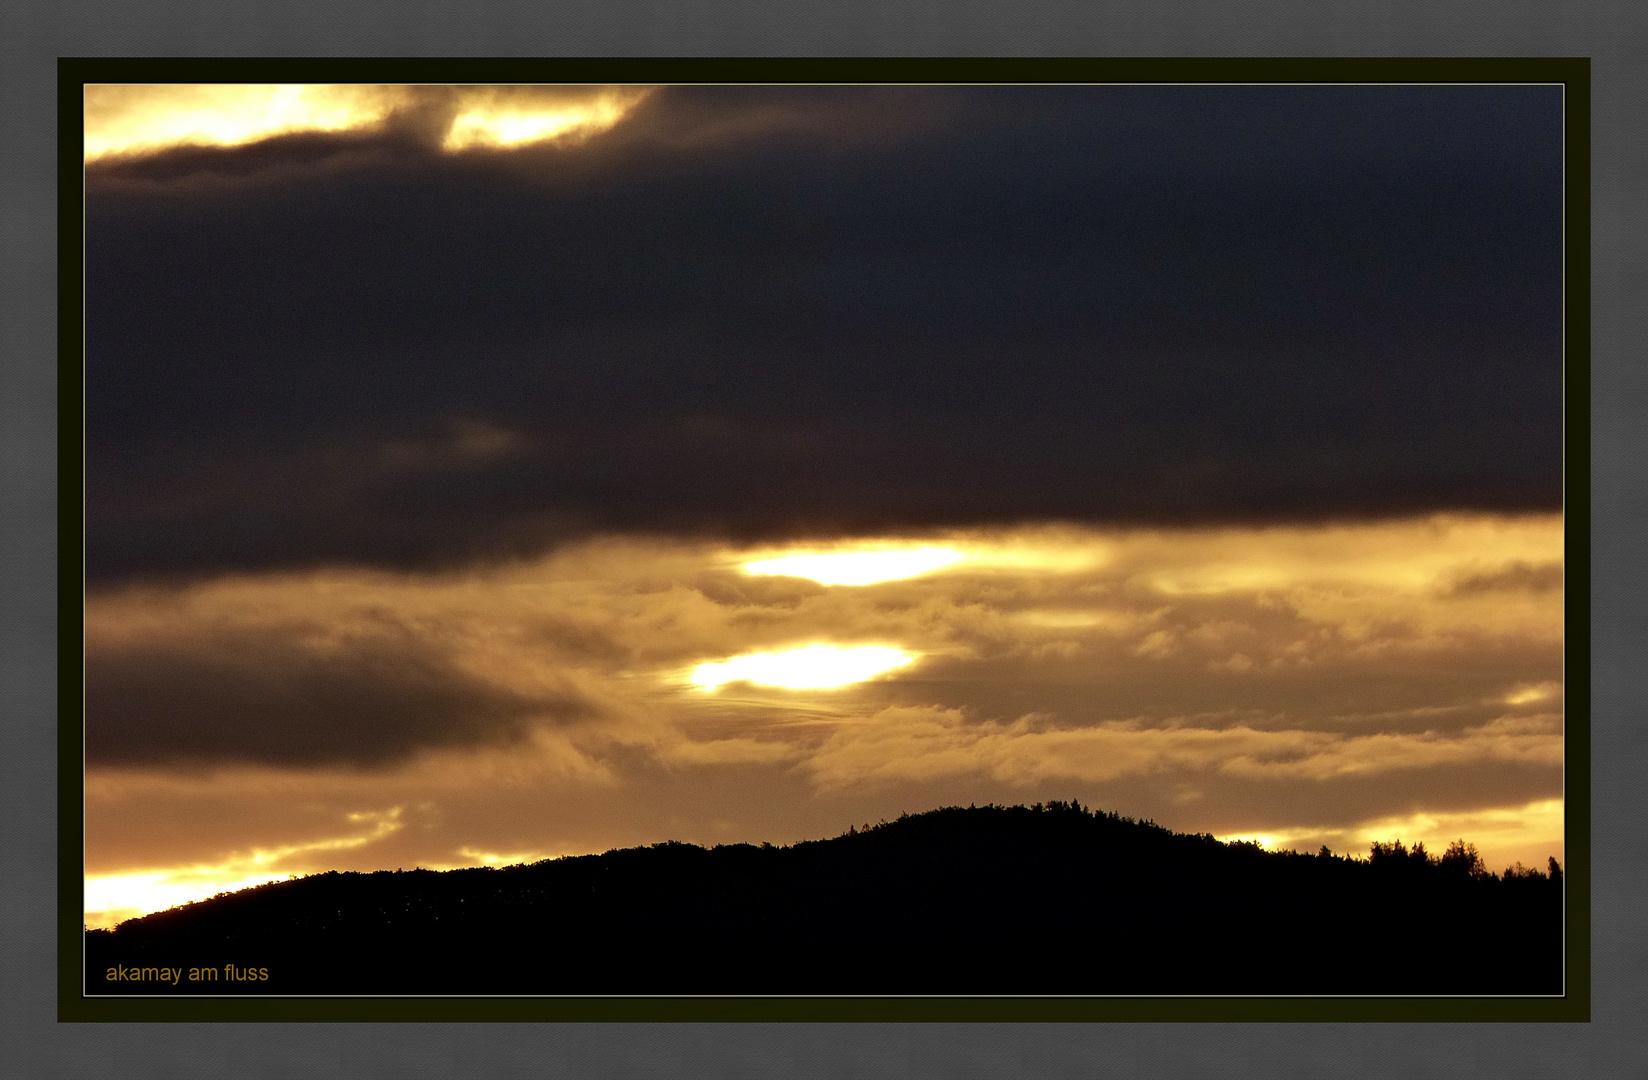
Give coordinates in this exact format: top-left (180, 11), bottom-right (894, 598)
top-left (4, 3), bottom-right (1641, 1075)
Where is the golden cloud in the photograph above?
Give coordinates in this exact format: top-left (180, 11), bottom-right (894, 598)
top-left (83, 515), bottom-right (1564, 924)
top-left (83, 84), bottom-right (653, 162)
top-left (800, 706), bottom-right (1563, 791)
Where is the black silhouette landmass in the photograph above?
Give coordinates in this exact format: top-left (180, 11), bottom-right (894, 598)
top-left (84, 802), bottom-right (1563, 995)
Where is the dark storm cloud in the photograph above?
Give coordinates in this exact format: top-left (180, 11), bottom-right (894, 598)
top-left (84, 626), bottom-right (586, 768)
top-left (84, 85), bottom-right (1564, 584)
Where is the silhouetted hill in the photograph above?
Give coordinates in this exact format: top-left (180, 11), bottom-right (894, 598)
top-left (84, 802), bottom-right (1563, 994)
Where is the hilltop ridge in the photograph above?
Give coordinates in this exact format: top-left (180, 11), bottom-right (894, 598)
top-left (85, 802), bottom-right (1562, 995)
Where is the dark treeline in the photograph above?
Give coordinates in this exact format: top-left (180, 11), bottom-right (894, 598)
top-left (85, 803), bottom-right (1563, 995)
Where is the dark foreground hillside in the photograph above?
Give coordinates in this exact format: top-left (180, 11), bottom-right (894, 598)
top-left (85, 803), bottom-right (1563, 995)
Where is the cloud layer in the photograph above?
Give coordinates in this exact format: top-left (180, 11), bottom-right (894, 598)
top-left (84, 84), bottom-right (1563, 585)
top-left (84, 516), bottom-right (1564, 921)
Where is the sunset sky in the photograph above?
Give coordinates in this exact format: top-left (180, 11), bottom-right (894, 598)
top-left (81, 83), bottom-right (1565, 928)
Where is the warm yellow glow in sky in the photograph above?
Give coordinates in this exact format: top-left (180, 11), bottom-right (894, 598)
top-left (83, 808), bottom-right (403, 928)
top-left (1505, 681), bottom-right (1561, 705)
top-left (453, 846), bottom-right (556, 868)
top-left (442, 90), bottom-right (645, 150)
top-left (742, 546), bottom-right (964, 585)
top-left (83, 84), bottom-right (400, 160)
top-left (84, 869), bottom-right (291, 931)
top-left (83, 84), bottom-right (650, 162)
top-left (1215, 797), bottom-right (1563, 872)
top-left (1217, 832), bottom-right (1288, 849)
top-left (691, 645), bottom-right (916, 691)
top-left (1136, 515), bottom-right (1561, 596)
top-left (1351, 798), bottom-right (1565, 870)
top-left (736, 534), bottom-right (1114, 585)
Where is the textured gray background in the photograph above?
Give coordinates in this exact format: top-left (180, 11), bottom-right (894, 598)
top-left (4, 2), bottom-right (1641, 1075)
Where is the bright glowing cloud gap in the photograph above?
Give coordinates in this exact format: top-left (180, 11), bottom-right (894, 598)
top-left (742, 546), bottom-right (963, 586)
top-left (1504, 681), bottom-right (1561, 705)
top-left (442, 90), bottom-right (645, 150)
top-left (692, 645), bottom-right (915, 691)
top-left (84, 84), bottom-right (399, 160)
top-left (84, 84), bottom-right (650, 161)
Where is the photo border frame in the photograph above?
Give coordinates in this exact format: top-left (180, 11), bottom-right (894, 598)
top-left (59, 55), bottom-right (1590, 1022)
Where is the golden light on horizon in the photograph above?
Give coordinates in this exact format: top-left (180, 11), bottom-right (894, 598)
top-left (453, 846), bottom-right (556, 868)
top-left (1211, 797), bottom-right (1563, 871)
top-left (84, 868), bottom-right (293, 930)
top-left (1216, 832), bottom-right (1285, 850)
top-left (742, 546), bottom-right (964, 586)
top-left (83, 807), bottom-right (403, 928)
top-left (691, 644), bottom-right (916, 691)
